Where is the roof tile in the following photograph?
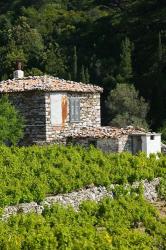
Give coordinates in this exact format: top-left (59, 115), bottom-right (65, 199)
top-left (63, 126), bottom-right (151, 139)
top-left (0, 76), bottom-right (103, 93)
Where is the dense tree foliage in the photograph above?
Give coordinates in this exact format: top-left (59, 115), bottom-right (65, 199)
top-left (0, 0), bottom-right (165, 128)
top-left (0, 144), bottom-right (166, 207)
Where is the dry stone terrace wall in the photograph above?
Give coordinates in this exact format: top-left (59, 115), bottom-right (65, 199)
top-left (45, 92), bottom-right (101, 143)
top-left (9, 91), bottom-right (46, 144)
top-left (2, 178), bottom-right (160, 220)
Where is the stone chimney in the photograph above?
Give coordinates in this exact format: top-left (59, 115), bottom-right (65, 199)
top-left (13, 61), bottom-right (24, 79)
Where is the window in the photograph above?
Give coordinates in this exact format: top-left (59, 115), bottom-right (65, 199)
top-left (69, 97), bottom-right (80, 122)
top-left (150, 135), bottom-right (155, 140)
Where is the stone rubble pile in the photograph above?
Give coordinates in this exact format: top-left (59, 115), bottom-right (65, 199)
top-left (2, 178), bottom-right (160, 220)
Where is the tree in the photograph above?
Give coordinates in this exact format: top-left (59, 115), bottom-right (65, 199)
top-left (68, 0), bottom-right (94, 10)
top-left (43, 43), bottom-right (67, 77)
top-left (150, 31), bottom-right (166, 128)
top-left (116, 37), bottom-right (133, 83)
top-left (158, 32), bottom-right (162, 63)
top-left (159, 121), bottom-right (166, 143)
top-left (73, 46), bottom-right (78, 81)
top-left (106, 84), bottom-right (149, 129)
top-left (68, 72), bottom-right (71, 80)
top-left (85, 68), bottom-right (90, 83)
top-left (4, 45), bottom-right (27, 77)
top-left (0, 95), bottom-right (24, 145)
top-left (80, 65), bottom-right (86, 82)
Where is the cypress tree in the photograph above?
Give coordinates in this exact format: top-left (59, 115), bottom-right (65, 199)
top-left (158, 31), bottom-right (163, 77)
top-left (85, 68), bottom-right (90, 83)
top-left (80, 65), bottom-right (86, 83)
top-left (73, 46), bottom-right (78, 81)
top-left (158, 31), bottom-right (162, 62)
top-left (118, 37), bottom-right (133, 83)
top-left (68, 72), bottom-right (71, 81)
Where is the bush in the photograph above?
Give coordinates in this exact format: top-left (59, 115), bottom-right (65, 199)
top-left (158, 177), bottom-right (166, 199)
top-left (0, 95), bottom-right (24, 145)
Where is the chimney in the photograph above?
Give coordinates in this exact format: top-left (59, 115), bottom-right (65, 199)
top-left (13, 61), bottom-right (24, 79)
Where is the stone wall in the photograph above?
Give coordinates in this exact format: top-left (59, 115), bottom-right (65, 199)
top-left (7, 91), bottom-right (101, 145)
top-left (97, 138), bottom-right (119, 152)
top-left (69, 136), bottom-right (132, 153)
top-left (9, 91), bottom-right (46, 144)
top-left (45, 92), bottom-right (101, 143)
top-left (118, 136), bottom-right (132, 153)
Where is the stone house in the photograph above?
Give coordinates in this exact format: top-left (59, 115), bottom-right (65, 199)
top-left (0, 69), bottom-right (161, 155)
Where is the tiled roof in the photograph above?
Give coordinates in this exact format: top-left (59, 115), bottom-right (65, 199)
top-left (67, 126), bottom-right (149, 139)
top-left (0, 76), bottom-right (103, 93)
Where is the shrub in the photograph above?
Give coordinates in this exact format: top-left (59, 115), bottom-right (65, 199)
top-left (0, 95), bottom-right (24, 145)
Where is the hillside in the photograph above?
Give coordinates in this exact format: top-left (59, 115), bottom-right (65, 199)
top-left (0, 1), bottom-right (166, 248)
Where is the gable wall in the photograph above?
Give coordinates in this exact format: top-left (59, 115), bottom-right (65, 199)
top-left (45, 92), bottom-right (101, 143)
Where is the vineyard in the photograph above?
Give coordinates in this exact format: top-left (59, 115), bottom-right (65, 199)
top-left (0, 145), bottom-right (166, 207)
top-left (0, 145), bottom-right (166, 249)
top-left (0, 194), bottom-right (166, 249)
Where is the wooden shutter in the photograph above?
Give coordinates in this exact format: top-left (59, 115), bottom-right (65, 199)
top-left (50, 93), bottom-right (62, 125)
